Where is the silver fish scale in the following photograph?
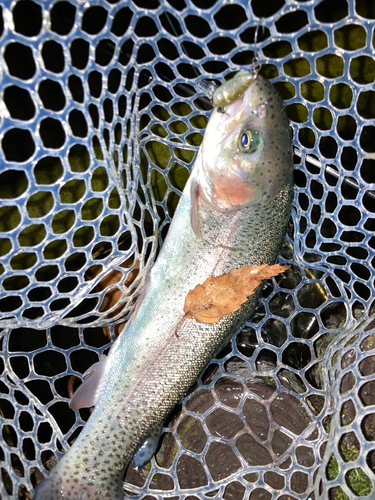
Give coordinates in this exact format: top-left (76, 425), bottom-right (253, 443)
top-left (0, 0), bottom-right (374, 499)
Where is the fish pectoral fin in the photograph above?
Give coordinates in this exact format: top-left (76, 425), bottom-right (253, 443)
top-left (132, 429), bottom-right (161, 469)
top-left (131, 273), bottom-right (152, 323)
top-left (69, 355), bottom-right (107, 411)
top-left (190, 179), bottom-right (202, 240)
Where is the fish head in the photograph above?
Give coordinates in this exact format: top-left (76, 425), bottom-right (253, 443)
top-left (199, 73), bottom-right (293, 212)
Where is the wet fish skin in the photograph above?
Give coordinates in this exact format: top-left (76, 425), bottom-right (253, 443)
top-left (33, 74), bottom-right (293, 500)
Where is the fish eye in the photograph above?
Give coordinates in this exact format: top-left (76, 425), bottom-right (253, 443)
top-left (239, 129), bottom-right (262, 153)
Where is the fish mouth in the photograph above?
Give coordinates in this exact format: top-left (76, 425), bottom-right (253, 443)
top-left (226, 96), bottom-right (245, 119)
top-left (215, 75), bottom-right (268, 145)
top-left (213, 70), bottom-right (254, 109)
top-left (200, 76), bottom-right (263, 160)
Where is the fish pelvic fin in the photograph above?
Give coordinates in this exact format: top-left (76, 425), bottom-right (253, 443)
top-left (69, 355), bottom-right (107, 411)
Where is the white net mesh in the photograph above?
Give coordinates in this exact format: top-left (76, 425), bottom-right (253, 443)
top-left (0, 0), bottom-right (375, 498)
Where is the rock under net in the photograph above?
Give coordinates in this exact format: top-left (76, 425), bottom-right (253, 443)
top-left (0, 0), bottom-right (375, 498)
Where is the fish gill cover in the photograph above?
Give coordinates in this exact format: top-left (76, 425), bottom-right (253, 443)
top-left (0, 0), bottom-right (374, 498)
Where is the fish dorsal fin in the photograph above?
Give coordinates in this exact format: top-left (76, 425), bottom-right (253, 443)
top-left (69, 355), bottom-right (107, 411)
top-left (190, 179), bottom-right (202, 240)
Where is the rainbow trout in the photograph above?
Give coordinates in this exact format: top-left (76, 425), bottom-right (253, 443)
top-left (33, 73), bottom-right (293, 499)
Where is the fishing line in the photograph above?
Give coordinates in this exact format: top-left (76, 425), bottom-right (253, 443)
top-left (251, 20), bottom-right (264, 78)
top-left (293, 148), bottom-right (375, 201)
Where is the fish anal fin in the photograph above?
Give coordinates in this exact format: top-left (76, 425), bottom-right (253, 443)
top-left (69, 355), bottom-right (107, 411)
top-left (132, 430), bottom-right (161, 469)
top-left (190, 179), bottom-right (202, 240)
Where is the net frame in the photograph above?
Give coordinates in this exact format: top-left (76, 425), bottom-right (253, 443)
top-left (0, 0), bottom-right (375, 498)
